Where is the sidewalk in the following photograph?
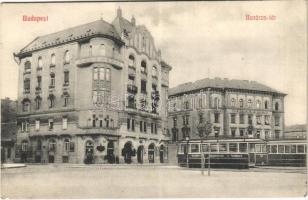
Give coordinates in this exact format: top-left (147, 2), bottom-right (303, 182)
top-left (1, 163), bottom-right (27, 169)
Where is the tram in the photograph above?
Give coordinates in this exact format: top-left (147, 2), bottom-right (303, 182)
top-left (177, 139), bottom-right (306, 168)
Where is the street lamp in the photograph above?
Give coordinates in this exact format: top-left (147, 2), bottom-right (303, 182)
top-left (185, 135), bottom-right (190, 168)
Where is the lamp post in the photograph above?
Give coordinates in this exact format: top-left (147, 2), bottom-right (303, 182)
top-left (185, 135), bottom-right (190, 168)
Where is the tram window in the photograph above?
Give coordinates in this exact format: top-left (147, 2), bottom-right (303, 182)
top-left (255, 145), bottom-right (261, 153)
top-left (210, 144), bottom-right (218, 152)
top-left (278, 145), bottom-right (284, 153)
top-left (262, 145), bottom-right (266, 153)
top-left (297, 145), bottom-right (305, 153)
top-left (239, 143), bottom-right (247, 152)
top-left (271, 145), bottom-right (277, 153)
top-left (179, 144), bottom-right (186, 153)
top-left (229, 143), bottom-right (238, 152)
top-left (202, 144), bottom-right (209, 152)
top-left (219, 143), bottom-right (227, 152)
top-left (285, 145), bottom-right (291, 153)
top-left (191, 144), bottom-right (200, 153)
top-left (291, 145), bottom-right (296, 153)
top-left (266, 145), bottom-right (270, 153)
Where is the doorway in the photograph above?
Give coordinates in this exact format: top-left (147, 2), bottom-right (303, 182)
top-left (137, 146), bottom-right (144, 164)
top-left (85, 141), bottom-right (94, 164)
top-left (122, 142), bottom-right (133, 164)
top-left (148, 143), bottom-right (155, 163)
top-left (159, 145), bottom-right (164, 163)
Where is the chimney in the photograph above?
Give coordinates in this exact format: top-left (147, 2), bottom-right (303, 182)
top-left (131, 16), bottom-right (136, 26)
top-left (117, 7), bottom-right (122, 17)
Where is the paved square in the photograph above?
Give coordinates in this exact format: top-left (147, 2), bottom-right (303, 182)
top-left (1, 165), bottom-right (307, 198)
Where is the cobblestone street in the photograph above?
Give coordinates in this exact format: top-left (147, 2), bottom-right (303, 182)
top-left (1, 165), bottom-right (306, 198)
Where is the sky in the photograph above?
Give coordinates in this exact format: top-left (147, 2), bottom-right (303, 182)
top-left (0, 1), bottom-right (306, 126)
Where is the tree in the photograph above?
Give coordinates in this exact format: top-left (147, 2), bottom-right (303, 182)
top-left (197, 111), bottom-right (212, 176)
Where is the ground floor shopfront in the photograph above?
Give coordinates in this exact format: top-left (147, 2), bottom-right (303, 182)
top-left (14, 135), bottom-right (169, 164)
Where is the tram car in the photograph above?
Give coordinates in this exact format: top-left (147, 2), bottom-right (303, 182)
top-left (177, 139), bottom-right (306, 169)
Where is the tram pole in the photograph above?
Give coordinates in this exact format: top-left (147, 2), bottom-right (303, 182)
top-left (201, 138), bottom-right (204, 175)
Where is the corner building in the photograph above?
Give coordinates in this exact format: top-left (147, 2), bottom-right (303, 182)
top-left (14, 8), bottom-right (171, 164)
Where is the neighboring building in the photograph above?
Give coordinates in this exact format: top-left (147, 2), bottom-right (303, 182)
top-left (284, 124), bottom-right (306, 139)
top-left (168, 77), bottom-right (286, 142)
top-left (1, 98), bottom-right (17, 163)
top-left (13, 8), bottom-right (171, 164)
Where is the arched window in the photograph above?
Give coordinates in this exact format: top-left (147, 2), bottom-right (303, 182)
top-left (99, 44), bottom-right (106, 56)
top-left (22, 98), bottom-right (31, 112)
top-left (141, 60), bottom-right (147, 73)
top-left (152, 65), bottom-right (157, 77)
top-left (24, 61), bottom-right (31, 73)
top-left (213, 97), bottom-right (220, 108)
top-left (128, 55), bottom-right (135, 68)
top-left (239, 99), bottom-right (244, 108)
top-left (231, 98), bottom-right (235, 107)
top-left (51, 54), bottom-right (56, 66)
top-left (64, 50), bottom-right (70, 63)
top-left (275, 102), bottom-right (279, 111)
top-left (38, 57), bottom-right (43, 68)
top-left (264, 100), bottom-right (269, 109)
top-left (247, 99), bottom-right (252, 108)
top-left (49, 139), bottom-right (56, 151)
top-left (256, 100), bottom-right (261, 109)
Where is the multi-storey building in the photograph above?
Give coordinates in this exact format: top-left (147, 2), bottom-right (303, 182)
top-left (168, 77), bottom-right (286, 142)
top-left (13, 8), bottom-right (171, 164)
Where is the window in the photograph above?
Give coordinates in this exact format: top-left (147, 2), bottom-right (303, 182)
top-left (265, 115), bottom-right (270, 125)
top-left (37, 140), bottom-right (42, 150)
top-left (63, 95), bottom-right (69, 107)
top-left (271, 145), bottom-right (277, 153)
top-left (64, 139), bottom-right (70, 152)
top-left (239, 99), bottom-right (244, 108)
top-left (213, 97), bottom-right (219, 108)
top-left (231, 128), bottom-right (236, 137)
top-left (239, 114), bottom-right (244, 124)
top-left (37, 76), bottom-right (42, 89)
top-left (275, 116), bottom-right (280, 126)
top-left (184, 101), bottom-right (190, 110)
top-left (128, 55), bottom-right (135, 68)
top-left (64, 50), bottom-right (70, 63)
top-left (265, 130), bottom-right (270, 139)
top-left (291, 145), bottom-right (296, 153)
top-left (229, 143), bottom-right (238, 152)
top-left (214, 127), bottom-right (219, 138)
top-left (231, 114), bottom-right (236, 124)
top-left (247, 99), bottom-right (252, 108)
top-left (92, 115), bottom-right (97, 127)
top-left (38, 57), bottom-right (43, 68)
top-left (239, 129), bottom-right (245, 137)
top-left (21, 141), bottom-right (29, 151)
top-left (105, 116), bottom-right (109, 128)
top-left (214, 113), bottom-right (219, 123)
top-left (275, 131), bottom-right (280, 139)
top-left (141, 60), bottom-right (147, 73)
top-left (151, 123), bottom-right (154, 133)
top-left (202, 144), bottom-right (209, 152)
top-left (248, 115), bottom-right (253, 125)
top-left (22, 99), bottom-right (31, 112)
top-left (127, 118), bottom-right (130, 130)
top-left (140, 121), bottom-right (143, 132)
top-left (131, 119), bottom-right (135, 131)
top-left (278, 145), bottom-right (284, 153)
top-left (141, 80), bottom-right (147, 94)
top-left (256, 100), bottom-right (261, 109)
top-left (48, 119), bottom-right (54, 130)
top-left (99, 44), bottom-right (106, 56)
top-left (105, 68), bottom-right (110, 81)
top-left (24, 78), bottom-right (30, 93)
top-left (64, 71), bottom-right (69, 85)
top-left (152, 66), bottom-right (157, 77)
top-left (256, 115), bottom-right (262, 125)
top-left (191, 144), bottom-right (200, 153)
top-left (51, 54), bottom-right (56, 65)
top-left (275, 102), bottom-right (279, 111)
top-left (24, 61), bottom-right (31, 73)
top-left (239, 143), bottom-right (247, 152)
top-left (62, 117), bottom-right (68, 130)
top-left (219, 143), bottom-right (227, 152)
top-left (230, 98), bottom-right (235, 107)
top-left (264, 100), bottom-right (269, 109)
top-left (48, 94), bottom-right (55, 108)
top-left (70, 142), bottom-right (75, 152)
top-left (256, 130), bottom-right (261, 138)
top-left (144, 121), bottom-right (147, 132)
top-left (50, 73), bottom-right (55, 88)
top-left (154, 123), bottom-right (157, 134)
top-left (99, 119), bottom-right (103, 127)
top-left (49, 139), bottom-right (56, 151)
top-left (210, 144), bottom-right (218, 152)
top-left (21, 121), bottom-right (29, 132)
top-left (99, 68), bottom-right (105, 81)
top-left (35, 120), bottom-right (40, 131)
top-left (297, 145), bottom-right (305, 153)
top-left (93, 68), bottom-right (98, 80)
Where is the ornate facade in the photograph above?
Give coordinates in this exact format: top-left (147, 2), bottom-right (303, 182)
top-left (168, 78), bottom-right (286, 142)
top-left (13, 8), bottom-right (171, 164)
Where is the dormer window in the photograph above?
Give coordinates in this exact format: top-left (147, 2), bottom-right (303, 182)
top-left (64, 50), bottom-right (70, 64)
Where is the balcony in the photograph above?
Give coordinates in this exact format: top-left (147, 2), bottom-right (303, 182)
top-left (76, 56), bottom-right (124, 69)
top-left (127, 84), bottom-right (138, 94)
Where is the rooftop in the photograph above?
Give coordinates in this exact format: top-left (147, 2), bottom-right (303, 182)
top-left (285, 124), bottom-right (306, 133)
top-left (17, 19), bottom-right (122, 56)
top-left (169, 77), bottom-right (286, 96)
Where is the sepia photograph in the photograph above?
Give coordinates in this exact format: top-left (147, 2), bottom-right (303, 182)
top-left (0, 1), bottom-right (307, 198)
